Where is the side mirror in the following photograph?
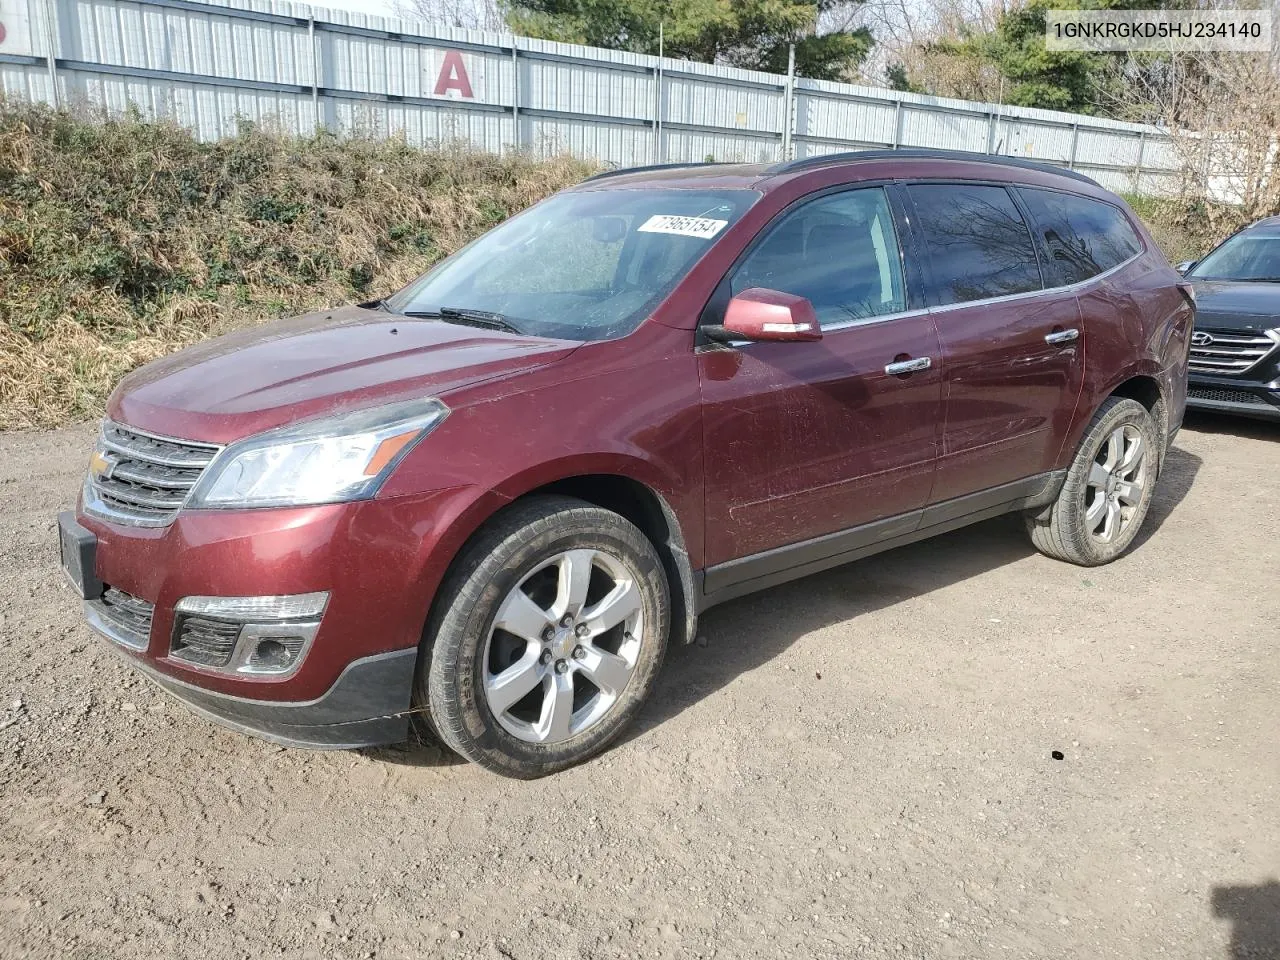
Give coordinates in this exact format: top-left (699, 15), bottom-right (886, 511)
top-left (705, 287), bottom-right (822, 343)
top-left (1175, 260), bottom-right (1196, 275)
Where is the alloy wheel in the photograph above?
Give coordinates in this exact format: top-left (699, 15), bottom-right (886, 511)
top-left (1084, 424), bottom-right (1147, 544)
top-left (482, 549), bottom-right (644, 744)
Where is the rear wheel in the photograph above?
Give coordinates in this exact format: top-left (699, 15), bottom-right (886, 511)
top-left (419, 496), bottom-right (669, 778)
top-left (1025, 396), bottom-right (1159, 566)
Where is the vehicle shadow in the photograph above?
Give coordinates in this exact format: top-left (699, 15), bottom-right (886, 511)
top-left (1131, 444), bottom-right (1202, 550)
top-left (1182, 409), bottom-right (1280, 441)
top-left (363, 727), bottom-right (469, 768)
top-left (1211, 880), bottom-right (1280, 959)
top-left (633, 445), bottom-right (1202, 739)
top-left (374, 445), bottom-right (1201, 768)
top-left (631, 514), bottom-right (1035, 739)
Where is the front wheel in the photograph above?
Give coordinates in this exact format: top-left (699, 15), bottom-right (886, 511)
top-left (419, 496), bottom-right (670, 778)
top-left (1025, 396), bottom-right (1160, 566)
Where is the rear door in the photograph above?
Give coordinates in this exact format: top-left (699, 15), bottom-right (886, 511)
top-left (906, 182), bottom-right (1086, 503)
top-left (697, 186), bottom-right (943, 571)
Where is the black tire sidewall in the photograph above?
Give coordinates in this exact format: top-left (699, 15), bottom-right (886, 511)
top-left (1060, 398), bottom-right (1160, 565)
top-left (425, 501), bottom-right (669, 778)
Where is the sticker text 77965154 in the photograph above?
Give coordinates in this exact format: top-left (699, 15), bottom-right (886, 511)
top-left (636, 215), bottom-right (729, 239)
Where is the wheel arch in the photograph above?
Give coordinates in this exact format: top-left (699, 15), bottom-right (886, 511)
top-left (526, 474), bottom-right (698, 647)
top-left (1062, 366), bottom-right (1168, 476)
top-left (1106, 373), bottom-right (1168, 475)
top-left (420, 462), bottom-right (700, 658)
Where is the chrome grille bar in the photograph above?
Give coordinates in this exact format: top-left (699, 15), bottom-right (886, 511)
top-left (1189, 329), bottom-right (1279, 376)
top-left (84, 421), bottom-right (223, 527)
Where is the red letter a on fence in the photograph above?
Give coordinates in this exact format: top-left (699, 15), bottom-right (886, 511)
top-left (434, 51), bottom-right (474, 98)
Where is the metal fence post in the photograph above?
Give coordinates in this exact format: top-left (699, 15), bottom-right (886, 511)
top-left (780, 43), bottom-right (795, 161)
top-left (41, 0), bottom-right (60, 108)
top-left (308, 16), bottom-right (320, 134)
top-left (511, 43), bottom-right (520, 150)
top-left (892, 99), bottom-right (903, 149)
top-left (652, 23), bottom-right (664, 164)
top-left (1068, 122), bottom-right (1079, 170)
top-left (1133, 131), bottom-right (1146, 194)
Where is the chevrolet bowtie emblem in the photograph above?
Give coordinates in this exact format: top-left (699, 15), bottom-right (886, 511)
top-left (89, 450), bottom-right (115, 481)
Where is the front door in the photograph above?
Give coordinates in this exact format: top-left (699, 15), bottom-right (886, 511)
top-left (697, 186), bottom-right (944, 572)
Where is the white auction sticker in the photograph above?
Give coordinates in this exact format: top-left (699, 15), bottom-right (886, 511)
top-left (637, 215), bottom-right (728, 239)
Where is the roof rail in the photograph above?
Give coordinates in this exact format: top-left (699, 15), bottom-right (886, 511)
top-left (770, 148), bottom-right (1100, 187)
top-left (580, 161), bottom-right (724, 183)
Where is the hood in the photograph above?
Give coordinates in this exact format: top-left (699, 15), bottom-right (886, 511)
top-left (1189, 280), bottom-right (1280, 332)
top-left (109, 306), bottom-right (580, 443)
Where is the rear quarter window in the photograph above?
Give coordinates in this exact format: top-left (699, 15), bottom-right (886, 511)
top-left (1017, 188), bottom-right (1143, 287)
top-left (907, 184), bottom-right (1043, 306)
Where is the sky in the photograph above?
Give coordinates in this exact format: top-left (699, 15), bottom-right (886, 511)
top-left (310, 0), bottom-right (403, 20)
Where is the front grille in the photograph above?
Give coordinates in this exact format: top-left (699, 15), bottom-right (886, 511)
top-left (171, 616), bottom-right (242, 667)
top-left (1188, 329), bottom-right (1279, 376)
top-left (87, 421), bottom-right (221, 526)
top-left (1188, 386), bottom-right (1272, 406)
top-left (90, 586), bottom-right (155, 650)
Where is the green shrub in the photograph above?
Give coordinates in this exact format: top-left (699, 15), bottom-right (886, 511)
top-left (0, 103), bottom-right (594, 428)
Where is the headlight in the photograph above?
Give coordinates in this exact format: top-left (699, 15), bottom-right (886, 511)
top-left (187, 398), bottom-right (448, 508)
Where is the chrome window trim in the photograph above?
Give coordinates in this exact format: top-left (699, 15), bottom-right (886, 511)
top-left (695, 219), bottom-right (1144, 355)
top-left (927, 249), bottom-right (1143, 316)
top-left (821, 306), bottom-right (931, 333)
top-left (695, 251), bottom-right (1139, 350)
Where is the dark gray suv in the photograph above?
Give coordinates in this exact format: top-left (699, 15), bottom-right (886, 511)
top-left (1179, 218), bottom-right (1280, 422)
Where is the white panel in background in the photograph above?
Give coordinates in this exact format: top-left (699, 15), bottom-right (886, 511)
top-left (0, 0), bottom-right (33, 55)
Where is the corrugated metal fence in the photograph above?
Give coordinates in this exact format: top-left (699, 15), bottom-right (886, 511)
top-left (0, 0), bottom-right (1181, 194)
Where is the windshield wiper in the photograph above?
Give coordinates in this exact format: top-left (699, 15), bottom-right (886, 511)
top-left (400, 306), bottom-right (524, 334)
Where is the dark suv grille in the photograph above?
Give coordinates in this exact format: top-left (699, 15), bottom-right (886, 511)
top-left (1189, 329), bottom-right (1278, 376)
top-left (89, 587), bottom-right (155, 650)
top-left (1188, 386), bottom-right (1271, 406)
top-left (86, 422), bottom-right (221, 526)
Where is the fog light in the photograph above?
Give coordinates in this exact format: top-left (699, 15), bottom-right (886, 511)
top-left (171, 592), bottom-right (327, 677)
top-left (247, 637), bottom-right (304, 671)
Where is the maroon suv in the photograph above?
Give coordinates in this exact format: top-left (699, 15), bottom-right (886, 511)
top-left (58, 149), bottom-right (1192, 777)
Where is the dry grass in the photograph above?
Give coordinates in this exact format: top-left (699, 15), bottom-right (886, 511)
top-left (0, 103), bottom-right (594, 429)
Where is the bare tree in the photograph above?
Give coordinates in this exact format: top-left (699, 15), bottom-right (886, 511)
top-left (1124, 49), bottom-right (1280, 236)
top-left (393, 0), bottom-right (504, 31)
top-left (857, 0), bottom-right (1006, 90)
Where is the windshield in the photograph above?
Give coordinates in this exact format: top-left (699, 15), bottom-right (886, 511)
top-left (1190, 231), bottom-right (1280, 281)
top-left (387, 188), bottom-right (758, 341)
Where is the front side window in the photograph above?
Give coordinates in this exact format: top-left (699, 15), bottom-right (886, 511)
top-left (908, 184), bottom-right (1043, 306)
top-left (1189, 231), bottom-right (1280, 281)
top-left (1018, 188), bottom-right (1143, 286)
top-left (729, 188), bottom-right (907, 328)
top-left (389, 188), bottom-right (758, 341)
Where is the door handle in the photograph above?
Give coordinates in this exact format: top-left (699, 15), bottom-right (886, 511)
top-left (1044, 328), bottom-right (1080, 345)
top-left (884, 356), bottom-right (931, 375)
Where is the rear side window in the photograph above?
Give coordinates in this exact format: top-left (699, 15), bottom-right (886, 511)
top-left (1017, 188), bottom-right (1143, 286)
top-left (730, 187), bottom-right (907, 327)
top-left (908, 184), bottom-right (1043, 306)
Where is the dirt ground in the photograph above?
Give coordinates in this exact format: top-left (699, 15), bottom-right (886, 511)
top-left (0, 413), bottom-right (1277, 960)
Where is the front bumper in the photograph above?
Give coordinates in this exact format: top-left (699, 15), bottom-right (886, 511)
top-left (1186, 377), bottom-right (1280, 422)
top-left (65, 482), bottom-right (494, 748)
top-left (103, 638), bottom-right (417, 749)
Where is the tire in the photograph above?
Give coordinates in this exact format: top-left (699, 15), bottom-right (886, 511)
top-left (1025, 397), bottom-right (1160, 567)
top-left (418, 495), bottom-right (670, 778)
